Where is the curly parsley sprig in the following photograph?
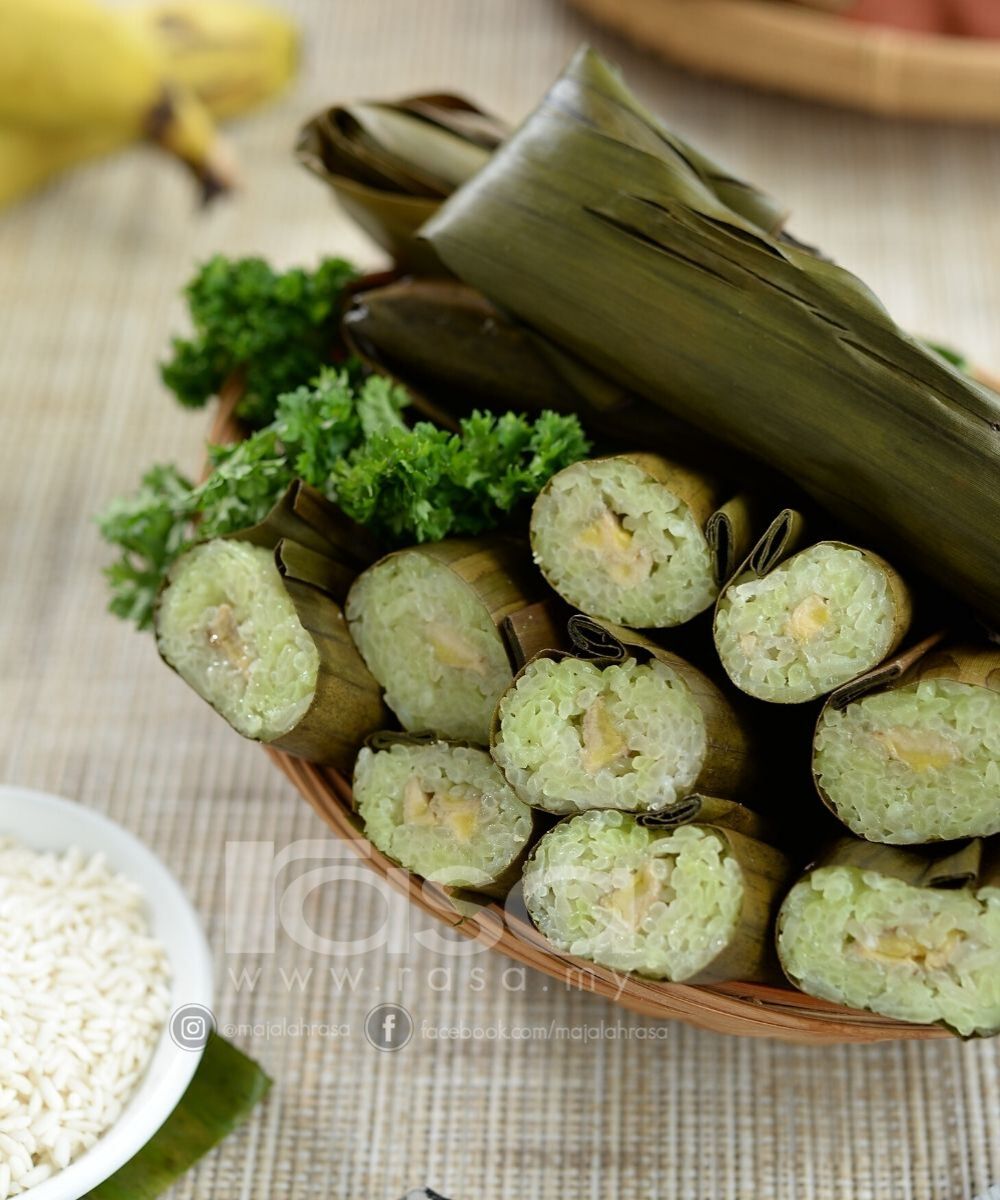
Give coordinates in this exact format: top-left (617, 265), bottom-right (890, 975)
top-left (98, 370), bottom-right (590, 629)
top-left (160, 255), bottom-right (358, 426)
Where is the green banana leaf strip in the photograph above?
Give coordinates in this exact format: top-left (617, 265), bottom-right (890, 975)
top-left (543, 59), bottom-right (788, 236)
top-left (403, 94), bottom-right (507, 148)
top-left (343, 277), bottom-right (760, 468)
top-left (422, 46), bottom-right (1000, 626)
top-left (297, 93), bottom-right (506, 272)
top-left (344, 103), bottom-right (493, 194)
top-left (84, 1034), bottom-right (271, 1200)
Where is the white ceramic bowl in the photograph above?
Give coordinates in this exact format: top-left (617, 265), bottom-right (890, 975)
top-left (0, 785), bottom-right (214, 1200)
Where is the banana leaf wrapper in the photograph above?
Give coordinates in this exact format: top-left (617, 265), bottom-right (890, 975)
top-left (156, 483), bottom-right (388, 770)
top-left (269, 540), bottom-right (389, 766)
top-left (228, 478), bottom-right (381, 573)
top-left (777, 837), bottom-right (1000, 1037)
top-left (685, 820), bottom-right (791, 984)
top-left (706, 493), bottom-right (771, 588)
top-left (352, 731), bottom-right (539, 900)
top-left (813, 638), bottom-right (1000, 844)
top-left (345, 536), bottom-right (549, 744)
top-left (713, 508), bottom-right (912, 703)
top-left (297, 93), bottom-right (507, 272)
top-left (85, 1034), bottom-right (270, 1199)
top-left (491, 612), bottom-right (757, 813)
top-left (421, 46), bottom-right (1000, 627)
top-left (529, 451), bottom-right (758, 628)
top-left (341, 277), bottom-right (743, 462)
top-left (343, 277), bottom-right (579, 416)
top-left (636, 793), bottom-right (773, 842)
top-left (521, 808), bottom-right (791, 985)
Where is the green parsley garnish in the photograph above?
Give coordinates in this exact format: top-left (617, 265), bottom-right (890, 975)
top-left (161, 255), bottom-right (358, 425)
top-left (98, 370), bottom-right (590, 629)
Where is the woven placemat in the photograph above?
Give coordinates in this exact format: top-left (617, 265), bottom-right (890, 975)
top-left (1, 0), bottom-right (999, 1195)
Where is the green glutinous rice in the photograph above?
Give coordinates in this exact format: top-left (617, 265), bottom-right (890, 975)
top-left (715, 543), bottom-right (904, 703)
top-left (493, 656), bottom-right (707, 815)
top-left (814, 679), bottom-right (1000, 844)
top-left (354, 741), bottom-right (533, 891)
top-left (346, 551), bottom-right (513, 743)
top-left (778, 866), bottom-right (1000, 1036)
top-left (529, 458), bottom-right (716, 627)
top-left (156, 539), bottom-right (319, 741)
top-left (522, 811), bottom-right (743, 981)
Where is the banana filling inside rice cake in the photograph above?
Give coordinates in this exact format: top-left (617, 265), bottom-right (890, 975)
top-left (530, 456), bottom-right (718, 628)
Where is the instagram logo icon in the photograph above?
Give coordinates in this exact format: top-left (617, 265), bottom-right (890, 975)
top-left (169, 1003), bottom-right (216, 1051)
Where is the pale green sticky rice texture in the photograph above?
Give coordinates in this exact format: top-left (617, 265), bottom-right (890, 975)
top-left (346, 552), bottom-right (512, 744)
top-left (530, 458), bottom-right (716, 627)
top-left (778, 866), bottom-right (1000, 1036)
top-left (715, 543), bottom-right (897, 703)
top-left (355, 742), bottom-right (533, 889)
top-left (815, 679), bottom-right (1000, 843)
top-left (522, 811), bottom-right (742, 981)
top-left (493, 656), bottom-right (706, 814)
top-left (156, 539), bottom-right (319, 740)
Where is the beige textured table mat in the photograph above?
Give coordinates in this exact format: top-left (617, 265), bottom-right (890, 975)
top-left (2, 1), bottom-right (1000, 1196)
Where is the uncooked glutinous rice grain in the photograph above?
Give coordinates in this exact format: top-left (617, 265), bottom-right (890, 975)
top-left (0, 838), bottom-right (171, 1196)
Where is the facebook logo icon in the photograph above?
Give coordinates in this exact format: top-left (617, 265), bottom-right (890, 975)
top-left (365, 1003), bottom-right (413, 1051)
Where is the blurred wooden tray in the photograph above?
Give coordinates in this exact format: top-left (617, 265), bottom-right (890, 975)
top-left (569, 0), bottom-right (1000, 121)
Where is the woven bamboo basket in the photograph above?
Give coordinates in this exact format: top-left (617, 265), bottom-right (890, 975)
top-left (270, 751), bottom-right (953, 1044)
top-left (208, 381), bottom-right (951, 1045)
top-left (569, 0), bottom-right (1000, 122)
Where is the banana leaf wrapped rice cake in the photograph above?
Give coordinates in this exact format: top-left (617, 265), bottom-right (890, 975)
top-left (714, 534), bottom-right (911, 704)
top-left (492, 616), bottom-right (754, 814)
top-left (778, 839), bottom-right (1000, 1036)
top-left (814, 646), bottom-right (1000, 844)
top-left (341, 278), bottom-right (724, 458)
top-left (346, 537), bottom-right (543, 744)
top-left (354, 736), bottom-right (535, 895)
top-left (422, 47), bottom-right (1000, 627)
top-left (530, 454), bottom-right (732, 628)
top-left (296, 91), bottom-right (507, 272)
top-left (155, 484), bottom-right (386, 769)
top-left (522, 809), bottom-right (790, 983)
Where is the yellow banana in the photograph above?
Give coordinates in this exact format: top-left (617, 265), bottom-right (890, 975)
top-left (0, 0), bottom-right (159, 131)
top-left (0, 97), bottom-right (239, 207)
top-left (122, 0), bottom-right (298, 121)
top-left (0, 122), bottom-right (131, 205)
top-left (148, 83), bottom-right (238, 200)
top-left (0, 0), bottom-right (237, 201)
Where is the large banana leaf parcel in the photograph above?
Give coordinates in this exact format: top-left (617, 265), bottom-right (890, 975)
top-left (423, 48), bottom-right (1000, 626)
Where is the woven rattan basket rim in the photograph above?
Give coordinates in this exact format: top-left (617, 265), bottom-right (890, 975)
top-left (269, 748), bottom-right (947, 1044)
top-left (569, 0), bottom-right (1000, 122)
top-left (207, 376), bottom-right (947, 1045)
